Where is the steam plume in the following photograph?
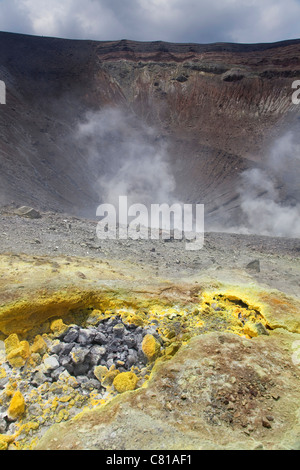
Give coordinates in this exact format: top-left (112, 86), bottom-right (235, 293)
top-left (76, 107), bottom-right (178, 225)
top-left (237, 130), bottom-right (300, 237)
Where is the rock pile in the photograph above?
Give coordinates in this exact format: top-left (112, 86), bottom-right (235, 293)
top-left (0, 316), bottom-right (163, 447)
top-left (41, 316), bottom-right (161, 385)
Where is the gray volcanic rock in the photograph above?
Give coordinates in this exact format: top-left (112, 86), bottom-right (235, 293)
top-left (246, 259), bottom-right (260, 272)
top-left (14, 206), bottom-right (41, 219)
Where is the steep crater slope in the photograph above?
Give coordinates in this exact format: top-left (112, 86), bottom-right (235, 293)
top-left (0, 33), bottom-right (300, 223)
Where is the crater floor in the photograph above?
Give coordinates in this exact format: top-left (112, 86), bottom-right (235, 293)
top-left (0, 206), bottom-right (299, 450)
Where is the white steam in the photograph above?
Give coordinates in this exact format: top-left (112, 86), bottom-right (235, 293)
top-left (237, 130), bottom-right (300, 237)
top-left (76, 108), bottom-right (300, 239)
top-left (76, 107), bottom-right (179, 227)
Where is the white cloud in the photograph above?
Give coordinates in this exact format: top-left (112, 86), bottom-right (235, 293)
top-left (0, 0), bottom-right (299, 43)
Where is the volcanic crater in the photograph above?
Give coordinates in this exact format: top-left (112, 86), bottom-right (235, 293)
top-left (0, 33), bottom-right (300, 450)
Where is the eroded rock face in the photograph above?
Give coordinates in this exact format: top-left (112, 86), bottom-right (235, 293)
top-left (35, 330), bottom-right (300, 450)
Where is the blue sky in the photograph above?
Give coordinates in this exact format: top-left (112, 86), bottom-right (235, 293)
top-left (0, 0), bottom-right (299, 44)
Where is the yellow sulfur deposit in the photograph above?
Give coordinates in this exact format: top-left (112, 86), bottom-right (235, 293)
top-left (5, 334), bottom-right (30, 368)
top-left (50, 319), bottom-right (69, 337)
top-left (120, 310), bottom-right (145, 327)
top-left (101, 369), bottom-right (120, 389)
top-left (164, 341), bottom-right (181, 357)
top-left (94, 365), bottom-right (108, 382)
top-left (94, 365), bottom-right (121, 389)
top-left (142, 334), bottom-right (161, 362)
top-left (113, 372), bottom-right (138, 393)
top-left (30, 335), bottom-right (47, 355)
top-left (0, 434), bottom-right (15, 451)
top-left (86, 309), bottom-right (106, 325)
top-left (4, 333), bottom-right (20, 355)
top-left (8, 390), bottom-right (26, 420)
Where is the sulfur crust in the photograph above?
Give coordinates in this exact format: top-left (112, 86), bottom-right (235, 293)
top-left (113, 372), bottom-right (139, 393)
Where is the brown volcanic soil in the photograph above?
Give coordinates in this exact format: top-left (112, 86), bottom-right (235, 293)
top-left (0, 33), bottom-right (300, 224)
